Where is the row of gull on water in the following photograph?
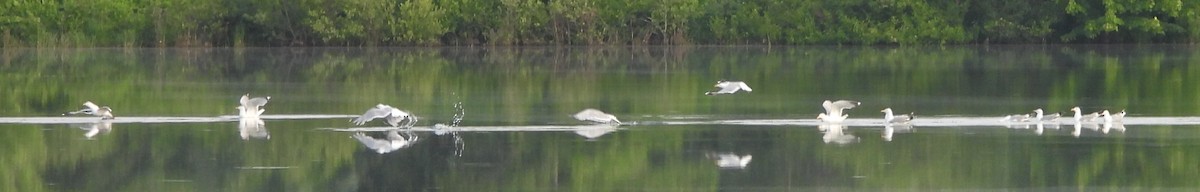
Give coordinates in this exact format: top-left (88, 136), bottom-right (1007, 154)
top-left (56, 80), bottom-right (1137, 169)
top-left (59, 80), bottom-right (1132, 128)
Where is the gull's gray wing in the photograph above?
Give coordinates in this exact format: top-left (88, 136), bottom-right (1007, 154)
top-left (83, 101), bottom-right (100, 111)
top-left (65, 108), bottom-right (95, 115)
top-left (353, 107), bottom-right (393, 125)
top-left (735, 82), bottom-right (752, 92)
top-left (247, 97), bottom-right (270, 107)
top-left (716, 84), bottom-right (741, 93)
top-left (889, 114), bottom-right (913, 123)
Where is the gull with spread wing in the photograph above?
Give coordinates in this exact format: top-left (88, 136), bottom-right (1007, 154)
top-left (817, 100), bottom-right (860, 123)
top-left (64, 101), bottom-right (114, 120)
top-left (705, 80), bottom-right (753, 95)
top-left (239, 94), bottom-right (271, 117)
top-left (352, 104), bottom-right (418, 127)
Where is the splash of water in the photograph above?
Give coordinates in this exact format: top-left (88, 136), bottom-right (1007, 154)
top-left (450, 101), bottom-right (464, 127)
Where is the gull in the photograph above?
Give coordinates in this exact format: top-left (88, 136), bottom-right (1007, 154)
top-left (880, 108), bottom-right (913, 124)
top-left (238, 117), bottom-right (270, 140)
top-left (1109, 109), bottom-right (1126, 122)
top-left (1033, 108), bottom-right (1060, 122)
top-left (239, 94), bottom-right (271, 117)
top-left (64, 101), bottom-right (115, 120)
top-left (351, 130), bottom-right (418, 154)
top-left (1070, 107), bottom-right (1100, 122)
top-left (705, 80), bottom-right (753, 95)
top-left (818, 100), bottom-right (860, 123)
top-left (352, 104), bottom-right (418, 127)
top-left (707, 152), bottom-right (753, 169)
top-left (573, 108), bottom-right (621, 124)
top-left (1100, 110), bottom-right (1122, 124)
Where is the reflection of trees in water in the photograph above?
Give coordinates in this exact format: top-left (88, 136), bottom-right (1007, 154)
top-left (5, 47), bottom-right (1200, 190)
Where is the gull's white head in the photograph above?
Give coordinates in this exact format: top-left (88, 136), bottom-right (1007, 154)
top-left (1034, 108), bottom-right (1043, 114)
top-left (817, 113), bottom-right (827, 120)
top-left (1071, 107), bottom-right (1081, 112)
top-left (881, 108), bottom-right (893, 113)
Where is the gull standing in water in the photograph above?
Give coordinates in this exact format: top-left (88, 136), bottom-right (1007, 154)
top-left (880, 108), bottom-right (913, 124)
top-left (706, 152), bottom-right (753, 169)
top-left (352, 104), bottom-right (418, 127)
top-left (239, 94), bottom-right (271, 117)
top-left (1070, 107), bottom-right (1100, 122)
top-left (1109, 109), bottom-right (1126, 122)
top-left (351, 130), bottom-right (418, 154)
top-left (573, 108), bottom-right (621, 124)
top-left (705, 80), bottom-right (753, 95)
top-left (64, 101), bottom-right (115, 120)
top-left (1033, 108), bottom-right (1060, 122)
top-left (1001, 109), bottom-right (1032, 122)
top-left (817, 100), bottom-right (860, 123)
top-left (1100, 110), bottom-right (1123, 124)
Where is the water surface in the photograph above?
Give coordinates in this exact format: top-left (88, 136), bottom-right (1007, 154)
top-left (3, 46), bottom-right (1200, 191)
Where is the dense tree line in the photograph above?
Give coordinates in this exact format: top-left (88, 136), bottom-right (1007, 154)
top-left (2, 0), bottom-right (1199, 47)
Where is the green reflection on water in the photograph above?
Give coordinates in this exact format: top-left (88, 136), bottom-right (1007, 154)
top-left (2, 46), bottom-right (1200, 191)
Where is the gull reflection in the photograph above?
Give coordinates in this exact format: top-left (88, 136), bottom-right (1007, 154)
top-left (820, 123), bottom-right (858, 144)
top-left (238, 117), bottom-right (270, 140)
top-left (1072, 122), bottom-right (1101, 138)
top-left (883, 124), bottom-right (913, 142)
top-left (707, 152), bottom-right (752, 169)
top-left (1004, 123), bottom-right (1031, 129)
top-left (77, 120), bottom-right (113, 139)
top-left (1101, 121), bottom-right (1126, 134)
top-left (574, 124), bottom-right (619, 141)
top-left (352, 130), bottom-right (419, 154)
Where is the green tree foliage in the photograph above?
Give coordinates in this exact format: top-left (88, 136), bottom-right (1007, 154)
top-left (5, 0), bottom-right (1200, 46)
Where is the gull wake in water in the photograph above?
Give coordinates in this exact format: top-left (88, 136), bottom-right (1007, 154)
top-left (238, 94), bottom-right (271, 117)
top-left (352, 104), bottom-right (418, 127)
top-left (880, 108), bottom-right (913, 124)
top-left (351, 130), bottom-right (418, 154)
top-left (705, 80), bottom-right (753, 95)
top-left (817, 100), bottom-right (860, 123)
top-left (64, 101), bottom-right (115, 120)
top-left (573, 109), bottom-right (621, 124)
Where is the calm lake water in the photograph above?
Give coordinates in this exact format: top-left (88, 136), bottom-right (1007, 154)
top-left (3, 45), bottom-right (1200, 191)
